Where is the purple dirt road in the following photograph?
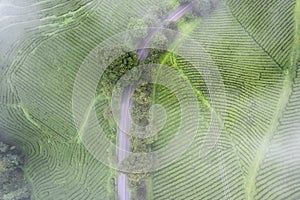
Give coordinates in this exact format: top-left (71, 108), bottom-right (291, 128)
top-left (117, 85), bottom-right (136, 200)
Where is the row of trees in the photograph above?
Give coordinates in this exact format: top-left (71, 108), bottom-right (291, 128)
top-left (97, 50), bottom-right (161, 199)
top-left (97, 0), bottom-right (220, 198)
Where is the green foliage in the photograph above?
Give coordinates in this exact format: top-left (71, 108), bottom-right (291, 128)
top-left (95, 49), bottom-right (141, 143)
top-left (121, 153), bottom-right (157, 181)
top-left (127, 17), bottom-right (148, 39)
top-left (131, 83), bottom-right (153, 126)
top-left (149, 33), bottom-right (169, 50)
top-left (176, 0), bottom-right (220, 17)
top-left (152, 1), bottom-right (172, 18)
top-left (0, 141), bottom-right (31, 200)
top-left (128, 180), bottom-right (147, 200)
top-left (98, 48), bottom-right (140, 98)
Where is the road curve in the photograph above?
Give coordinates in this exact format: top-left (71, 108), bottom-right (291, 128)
top-left (118, 2), bottom-right (193, 199)
top-left (137, 1), bottom-right (193, 60)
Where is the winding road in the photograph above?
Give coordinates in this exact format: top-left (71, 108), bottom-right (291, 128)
top-left (117, 2), bottom-right (193, 199)
top-left (137, 1), bottom-right (193, 60)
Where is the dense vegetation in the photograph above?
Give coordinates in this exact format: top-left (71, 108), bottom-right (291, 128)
top-left (96, 48), bottom-right (167, 199)
top-left (176, 0), bottom-right (220, 17)
top-left (0, 140), bottom-right (31, 200)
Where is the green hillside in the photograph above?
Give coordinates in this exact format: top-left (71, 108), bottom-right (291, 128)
top-left (0, 0), bottom-right (299, 199)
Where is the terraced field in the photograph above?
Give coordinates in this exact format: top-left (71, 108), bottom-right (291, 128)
top-left (150, 0), bottom-right (300, 199)
top-left (0, 0), bottom-right (152, 199)
top-left (0, 0), bottom-right (299, 199)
